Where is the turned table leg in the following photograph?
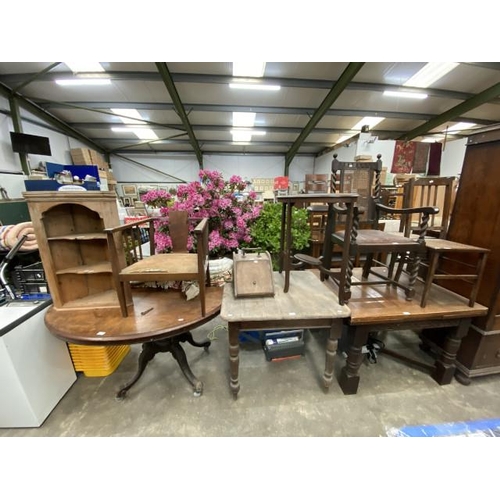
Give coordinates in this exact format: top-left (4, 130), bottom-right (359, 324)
top-left (433, 318), bottom-right (471, 385)
top-left (323, 322), bottom-right (341, 390)
top-left (339, 326), bottom-right (370, 395)
top-left (228, 323), bottom-right (240, 398)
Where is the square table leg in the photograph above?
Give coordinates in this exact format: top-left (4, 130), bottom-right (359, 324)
top-left (339, 325), bottom-right (370, 395)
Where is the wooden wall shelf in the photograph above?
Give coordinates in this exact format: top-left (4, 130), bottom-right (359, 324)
top-left (24, 191), bottom-right (121, 312)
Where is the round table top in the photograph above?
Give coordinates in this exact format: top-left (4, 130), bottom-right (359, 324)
top-left (44, 287), bottom-right (223, 345)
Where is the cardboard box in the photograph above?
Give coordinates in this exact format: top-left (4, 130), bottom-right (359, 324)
top-left (70, 148), bottom-right (109, 171)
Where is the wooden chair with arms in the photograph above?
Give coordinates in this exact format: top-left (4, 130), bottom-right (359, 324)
top-left (391, 176), bottom-right (456, 284)
top-left (105, 210), bottom-right (211, 317)
top-left (395, 176), bottom-right (489, 308)
top-left (400, 176), bottom-right (456, 239)
top-left (295, 154), bottom-right (439, 305)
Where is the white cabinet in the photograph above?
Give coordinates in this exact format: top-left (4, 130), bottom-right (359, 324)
top-left (0, 300), bottom-right (76, 428)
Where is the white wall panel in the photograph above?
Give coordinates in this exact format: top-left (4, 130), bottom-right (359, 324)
top-left (441, 138), bottom-right (466, 177)
top-left (203, 154), bottom-right (284, 181)
top-left (110, 154), bottom-right (200, 184)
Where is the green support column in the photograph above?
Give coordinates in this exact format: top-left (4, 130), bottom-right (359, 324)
top-left (9, 95), bottom-right (30, 175)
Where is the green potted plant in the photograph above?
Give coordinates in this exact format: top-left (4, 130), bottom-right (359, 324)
top-left (249, 202), bottom-right (310, 270)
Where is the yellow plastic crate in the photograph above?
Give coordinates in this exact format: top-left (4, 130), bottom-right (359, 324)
top-left (68, 344), bottom-right (131, 377)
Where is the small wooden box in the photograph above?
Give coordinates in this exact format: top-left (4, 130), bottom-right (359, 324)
top-left (233, 250), bottom-right (275, 298)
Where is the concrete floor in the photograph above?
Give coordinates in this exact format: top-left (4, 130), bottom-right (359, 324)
top-left (2, 315), bottom-right (500, 438)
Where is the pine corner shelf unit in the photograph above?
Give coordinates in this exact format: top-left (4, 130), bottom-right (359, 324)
top-left (24, 191), bottom-right (121, 312)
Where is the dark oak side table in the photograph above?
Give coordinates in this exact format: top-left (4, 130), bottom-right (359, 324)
top-left (276, 193), bottom-right (358, 294)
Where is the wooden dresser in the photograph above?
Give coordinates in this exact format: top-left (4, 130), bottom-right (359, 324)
top-left (421, 128), bottom-right (500, 383)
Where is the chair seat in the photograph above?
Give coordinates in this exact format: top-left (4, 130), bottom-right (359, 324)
top-left (424, 239), bottom-right (489, 252)
top-left (120, 253), bottom-right (200, 281)
top-left (418, 238), bottom-right (489, 308)
top-left (334, 229), bottom-right (423, 251)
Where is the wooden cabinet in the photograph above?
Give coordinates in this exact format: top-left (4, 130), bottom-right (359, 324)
top-left (23, 191), bottom-right (121, 312)
top-left (421, 128), bottom-right (500, 382)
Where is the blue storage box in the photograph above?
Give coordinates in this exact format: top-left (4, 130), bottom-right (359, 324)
top-left (24, 180), bottom-right (99, 191)
top-left (46, 162), bottom-right (101, 182)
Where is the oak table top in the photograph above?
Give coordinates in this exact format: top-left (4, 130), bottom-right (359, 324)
top-left (45, 287), bottom-right (223, 346)
top-left (221, 270), bottom-right (351, 322)
top-left (315, 267), bottom-right (488, 325)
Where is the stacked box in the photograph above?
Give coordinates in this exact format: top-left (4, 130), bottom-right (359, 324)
top-left (68, 344), bottom-right (131, 377)
top-left (70, 148), bottom-right (110, 172)
top-left (70, 147), bottom-right (92, 164)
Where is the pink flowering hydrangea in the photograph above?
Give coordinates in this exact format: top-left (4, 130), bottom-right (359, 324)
top-left (140, 189), bottom-right (172, 208)
top-left (152, 170), bottom-right (262, 256)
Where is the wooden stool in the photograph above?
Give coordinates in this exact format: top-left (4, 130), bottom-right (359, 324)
top-left (421, 239), bottom-right (490, 307)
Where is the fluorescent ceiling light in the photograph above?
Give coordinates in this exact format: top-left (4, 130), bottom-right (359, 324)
top-left (111, 126), bottom-right (158, 140)
top-left (65, 62), bottom-right (105, 73)
top-left (57, 62), bottom-right (107, 86)
top-left (56, 79), bottom-right (111, 86)
top-left (232, 62), bottom-right (266, 77)
top-left (446, 122), bottom-right (477, 133)
top-left (403, 62), bottom-right (459, 88)
top-left (111, 108), bottom-right (147, 125)
top-left (351, 117), bottom-right (385, 130)
top-left (233, 112), bottom-right (256, 127)
top-left (230, 129), bottom-right (266, 136)
top-left (231, 128), bottom-right (266, 143)
top-left (232, 131), bottom-right (252, 142)
top-left (111, 127), bottom-right (132, 132)
top-left (229, 83), bottom-right (280, 91)
top-left (383, 90), bottom-right (428, 99)
top-left (133, 129), bottom-right (159, 140)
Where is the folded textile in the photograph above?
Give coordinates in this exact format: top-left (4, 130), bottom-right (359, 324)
top-left (0, 225), bottom-right (14, 251)
top-left (0, 222), bottom-right (38, 251)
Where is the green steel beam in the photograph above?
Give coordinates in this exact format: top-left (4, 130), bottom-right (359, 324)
top-left (0, 82), bottom-right (106, 153)
top-left (4, 70), bottom-right (493, 103)
top-left (284, 62), bottom-right (365, 175)
top-left (8, 96), bottom-right (30, 175)
top-left (30, 100), bottom-right (186, 132)
top-left (399, 81), bottom-right (500, 141)
top-left (36, 99), bottom-right (496, 126)
top-left (108, 132), bottom-right (189, 153)
top-left (155, 62), bottom-right (203, 167)
top-left (13, 62), bottom-right (62, 93)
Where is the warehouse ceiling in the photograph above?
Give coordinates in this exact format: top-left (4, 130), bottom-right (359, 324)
top-left (1, 61), bottom-right (500, 167)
